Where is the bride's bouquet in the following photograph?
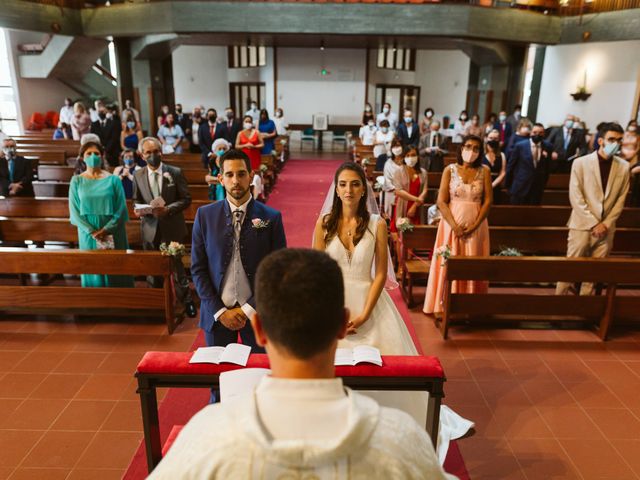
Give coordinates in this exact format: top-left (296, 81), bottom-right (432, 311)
top-left (396, 217), bottom-right (414, 233)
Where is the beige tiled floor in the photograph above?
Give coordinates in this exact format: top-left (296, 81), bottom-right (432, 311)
top-left (1, 303), bottom-right (640, 479)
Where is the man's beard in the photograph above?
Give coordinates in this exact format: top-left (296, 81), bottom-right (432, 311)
top-left (226, 185), bottom-right (250, 200)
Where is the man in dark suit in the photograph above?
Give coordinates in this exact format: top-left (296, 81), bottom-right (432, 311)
top-left (505, 123), bottom-right (553, 205)
top-left (0, 138), bottom-right (33, 197)
top-left (90, 105), bottom-right (120, 167)
top-left (546, 114), bottom-right (588, 173)
top-left (133, 137), bottom-right (196, 317)
top-left (494, 110), bottom-right (513, 149)
top-left (191, 149), bottom-right (287, 349)
top-left (505, 119), bottom-right (532, 160)
top-left (506, 104), bottom-right (522, 134)
top-left (198, 108), bottom-right (225, 168)
top-left (174, 103), bottom-right (191, 142)
top-left (396, 109), bottom-right (420, 150)
top-left (418, 120), bottom-right (448, 172)
top-left (220, 107), bottom-right (242, 145)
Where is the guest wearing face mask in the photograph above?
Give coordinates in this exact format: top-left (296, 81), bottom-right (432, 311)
top-left (391, 147), bottom-right (428, 230)
top-left (190, 107), bottom-right (203, 153)
top-left (505, 122), bottom-right (553, 205)
top-left (452, 111), bottom-right (469, 144)
top-left (91, 104), bottom-right (120, 167)
top-left (245, 100), bottom-right (260, 126)
top-left (397, 109), bottom-right (420, 149)
top-left (236, 115), bottom-right (264, 172)
top-left (0, 138), bottom-right (33, 197)
top-left (198, 109), bottom-right (225, 168)
top-left (361, 103), bottom-right (375, 126)
top-left (505, 119), bottom-right (532, 159)
top-left (120, 113), bottom-right (143, 151)
top-left (373, 119), bottom-right (395, 171)
top-left (547, 114), bottom-right (587, 173)
top-left (482, 113), bottom-right (498, 138)
top-left (221, 107), bottom-right (242, 144)
top-left (482, 129), bottom-right (507, 204)
top-left (133, 137), bottom-right (196, 317)
top-left (465, 114), bottom-right (483, 137)
top-left (157, 105), bottom-right (170, 133)
top-left (419, 120), bottom-right (447, 172)
top-left (59, 97), bottom-right (74, 127)
top-left (157, 113), bottom-right (185, 154)
top-left (113, 148), bottom-right (145, 199)
top-left (382, 140), bottom-right (405, 218)
top-left (258, 109), bottom-right (277, 155)
top-left (424, 135), bottom-right (492, 315)
top-left (273, 108), bottom-right (289, 136)
top-left (626, 120), bottom-right (638, 134)
top-left (359, 118), bottom-right (378, 146)
top-left (174, 103), bottom-right (191, 140)
top-left (556, 123), bottom-right (629, 296)
top-left (206, 138), bottom-right (230, 202)
top-left (506, 105), bottom-right (522, 134)
top-left (69, 141), bottom-right (134, 288)
top-left (71, 102), bottom-right (92, 141)
top-left (419, 107), bottom-right (436, 136)
top-left (493, 110), bottom-right (513, 148)
top-left (376, 102), bottom-right (398, 132)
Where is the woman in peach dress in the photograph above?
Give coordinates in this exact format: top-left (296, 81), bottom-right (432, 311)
top-left (423, 134), bottom-right (492, 315)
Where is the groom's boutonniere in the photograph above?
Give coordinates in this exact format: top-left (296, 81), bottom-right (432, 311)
top-left (162, 172), bottom-right (175, 186)
top-left (251, 218), bottom-right (270, 229)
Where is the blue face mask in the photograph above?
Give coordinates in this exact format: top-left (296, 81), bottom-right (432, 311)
top-left (215, 149), bottom-right (226, 157)
top-left (124, 158), bottom-right (135, 167)
top-left (85, 153), bottom-right (101, 168)
top-left (603, 141), bottom-right (620, 158)
top-left (126, 121), bottom-right (136, 129)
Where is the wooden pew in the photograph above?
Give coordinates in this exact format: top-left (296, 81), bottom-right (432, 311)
top-left (0, 197), bottom-right (209, 222)
top-left (28, 181), bottom-right (210, 201)
top-left (425, 172), bottom-right (571, 191)
top-left (37, 165), bottom-right (74, 182)
top-left (0, 248), bottom-right (181, 333)
top-left (0, 217), bottom-right (196, 247)
top-left (17, 150), bottom-right (67, 165)
top-left (441, 256), bottom-right (640, 340)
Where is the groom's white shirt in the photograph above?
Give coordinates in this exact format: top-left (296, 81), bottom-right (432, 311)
top-left (214, 196), bottom-right (255, 321)
top-left (148, 376), bottom-right (457, 479)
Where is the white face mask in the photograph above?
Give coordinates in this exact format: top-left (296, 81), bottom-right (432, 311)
top-left (368, 122), bottom-right (375, 128)
top-left (381, 127), bottom-right (389, 134)
top-left (391, 147), bottom-right (403, 156)
top-left (250, 104), bottom-right (257, 110)
top-left (426, 111), bottom-right (433, 118)
top-left (404, 116), bottom-right (413, 124)
top-left (365, 106), bottom-right (372, 112)
top-left (404, 156), bottom-right (418, 167)
top-left (244, 122), bottom-right (253, 130)
top-left (275, 111), bottom-right (282, 118)
top-left (462, 150), bottom-right (478, 164)
top-left (383, 107), bottom-right (390, 114)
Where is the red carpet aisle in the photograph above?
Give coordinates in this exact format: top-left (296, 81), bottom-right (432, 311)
top-left (124, 158), bottom-right (469, 479)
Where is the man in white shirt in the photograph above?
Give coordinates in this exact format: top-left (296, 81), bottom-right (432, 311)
top-left (376, 102), bottom-right (398, 132)
top-left (245, 100), bottom-right (260, 126)
top-left (359, 119), bottom-right (378, 146)
top-left (59, 98), bottom-right (74, 126)
top-left (149, 248), bottom-right (456, 480)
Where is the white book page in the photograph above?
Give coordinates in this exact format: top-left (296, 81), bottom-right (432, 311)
top-left (220, 368), bottom-right (271, 403)
top-left (134, 203), bottom-right (152, 215)
top-left (219, 343), bottom-right (252, 366)
top-left (334, 348), bottom-right (355, 366)
top-left (189, 346), bottom-right (225, 364)
top-left (353, 345), bottom-right (383, 366)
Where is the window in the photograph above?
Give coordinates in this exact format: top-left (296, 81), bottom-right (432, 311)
top-left (228, 46), bottom-right (267, 68)
top-left (376, 47), bottom-right (415, 72)
top-left (0, 29), bottom-right (19, 135)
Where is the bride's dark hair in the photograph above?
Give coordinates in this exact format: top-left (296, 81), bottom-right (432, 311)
top-left (323, 162), bottom-right (371, 245)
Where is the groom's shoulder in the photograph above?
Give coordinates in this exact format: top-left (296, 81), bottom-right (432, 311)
top-left (253, 201), bottom-right (281, 219)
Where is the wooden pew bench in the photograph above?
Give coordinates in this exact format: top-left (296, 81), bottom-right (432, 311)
top-left (0, 248), bottom-right (181, 333)
top-left (441, 256), bottom-right (640, 340)
top-left (135, 351), bottom-right (446, 471)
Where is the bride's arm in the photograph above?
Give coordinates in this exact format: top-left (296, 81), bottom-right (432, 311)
top-left (312, 216), bottom-right (326, 250)
top-left (349, 218), bottom-right (388, 334)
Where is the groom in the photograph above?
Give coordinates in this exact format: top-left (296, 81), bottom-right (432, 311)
top-left (191, 149), bottom-right (287, 349)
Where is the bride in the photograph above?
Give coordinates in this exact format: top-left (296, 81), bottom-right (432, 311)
top-left (312, 162), bottom-right (417, 355)
top-left (313, 162), bottom-right (472, 465)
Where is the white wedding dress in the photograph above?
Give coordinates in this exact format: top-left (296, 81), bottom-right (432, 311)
top-left (325, 213), bottom-right (472, 466)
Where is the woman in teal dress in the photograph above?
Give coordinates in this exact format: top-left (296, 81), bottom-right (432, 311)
top-left (69, 141), bottom-right (134, 288)
top-left (205, 138), bottom-right (230, 201)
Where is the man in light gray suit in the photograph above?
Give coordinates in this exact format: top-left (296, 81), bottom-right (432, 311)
top-left (133, 137), bottom-right (196, 317)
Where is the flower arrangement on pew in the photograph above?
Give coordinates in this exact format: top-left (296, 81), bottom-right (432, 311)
top-left (396, 217), bottom-right (414, 233)
top-left (435, 244), bottom-right (452, 267)
top-left (495, 246), bottom-right (523, 257)
top-left (160, 241), bottom-right (186, 258)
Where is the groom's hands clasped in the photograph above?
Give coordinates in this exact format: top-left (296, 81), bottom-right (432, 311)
top-left (219, 308), bottom-right (248, 331)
